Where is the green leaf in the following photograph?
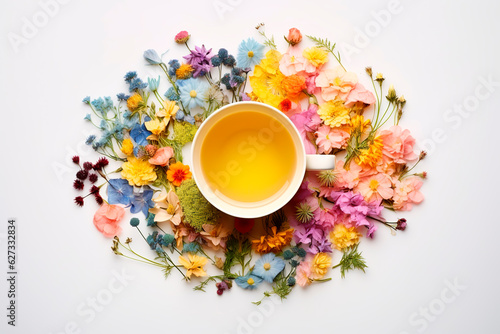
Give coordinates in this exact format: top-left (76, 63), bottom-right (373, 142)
top-left (339, 244), bottom-right (368, 278)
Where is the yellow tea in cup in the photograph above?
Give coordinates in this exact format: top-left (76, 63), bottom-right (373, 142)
top-left (200, 111), bottom-right (297, 203)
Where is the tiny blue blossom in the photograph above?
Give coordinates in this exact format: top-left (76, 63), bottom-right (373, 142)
top-left (143, 49), bottom-right (162, 65)
top-left (82, 96), bottom-right (90, 104)
top-left (164, 87), bottom-right (180, 101)
top-left (236, 38), bottom-right (265, 68)
top-left (85, 135), bottom-right (96, 145)
top-left (148, 76), bottom-right (160, 92)
top-left (117, 93), bottom-right (130, 101)
top-left (124, 71), bottom-right (137, 82)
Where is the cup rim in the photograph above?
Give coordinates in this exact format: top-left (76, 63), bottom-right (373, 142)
top-left (191, 101), bottom-right (306, 218)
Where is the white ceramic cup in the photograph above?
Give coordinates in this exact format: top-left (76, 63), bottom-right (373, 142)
top-left (191, 101), bottom-right (335, 218)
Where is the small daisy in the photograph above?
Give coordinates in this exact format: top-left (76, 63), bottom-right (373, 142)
top-left (236, 38), bottom-right (264, 69)
top-left (178, 78), bottom-right (208, 110)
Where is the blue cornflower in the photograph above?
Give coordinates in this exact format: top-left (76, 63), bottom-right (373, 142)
top-left (113, 123), bottom-right (125, 141)
top-left (107, 179), bottom-right (134, 206)
top-left (148, 76), bottom-right (160, 92)
top-left (168, 59), bottom-right (180, 77)
top-left (84, 114), bottom-right (92, 121)
top-left (124, 71), bottom-right (137, 82)
top-left (252, 253), bottom-right (285, 283)
top-left (143, 49), bottom-right (163, 65)
top-left (178, 78), bottom-right (208, 110)
top-left (183, 242), bottom-right (200, 253)
top-left (235, 272), bottom-right (263, 290)
top-left (164, 87), bottom-right (180, 101)
top-left (211, 56), bottom-right (221, 67)
top-left (175, 110), bottom-right (185, 121)
top-left (223, 54), bottom-right (236, 67)
top-left (104, 96), bottom-right (114, 110)
top-left (130, 119), bottom-right (152, 146)
top-left (184, 115), bottom-right (195, 125)
top-left (128, 187), bottom-right (154, 217)
top-left (117, 93), bottom-right (130, 101)
top-left (218, 48), bottom-right (228, 60)
top-left (82, 96), bottom-right (90, 104)
top-left (146, 213), bottom-right (156, 227)
top-left (85, 135), bottom-right (96, 145)
top-left (236, 38), bottom-right (264, 69)
top-left (99, 119), bottom-right (109, 130)
top-left (129, 77), bottom-right (148, 92)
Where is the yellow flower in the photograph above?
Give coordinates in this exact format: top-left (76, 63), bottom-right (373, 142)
top-left (311, 252), bottom-right (331, 278)
top-left (176, 64), bottom-right (194, 79)
top-left (303, 47), bottom-right (329, 68)
top-left (145, 118), bottom-right (167, 136)
top-left (249, 50), bottom-right (286, 108)
top-left (121, 138), bottom-right (134, 156)
top-left (330, 224), bottom-right (361, 250)
top-left (127, 93), bottom-right (142, 111)
top-left (355, 136), bottom-right (383, 168)
top-left (156, 100), bottom-right (179, 118)
top-left (350, 114), bottom-right (371, 133)
top-left (121, 157), bottom-right (157, 186)
top-left (178, 253), bottom-right (208, 278)
top-left (318, 99), bottom-right (350, 128)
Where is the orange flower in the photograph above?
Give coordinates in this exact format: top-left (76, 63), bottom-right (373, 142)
top-left (252, 226), bottom-right (294, 254)
top-left (167, 162), bottom-right (192, 186)
top-left (93, 203), bottom-right (125, 238)
top-left (281, 74), bottom-right (306, 99)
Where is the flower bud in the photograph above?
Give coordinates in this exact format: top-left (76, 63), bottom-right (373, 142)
top-left (175, 31), bottom-right (190, 44)
top-left (386, 84), bottom-right (397, 102)
top-left (286, 28), bottom-right (302, 46)
top-left (365, 67), bottom-right (373, 77)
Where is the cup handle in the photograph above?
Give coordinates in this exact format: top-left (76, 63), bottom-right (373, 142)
top-left (305, 154), bottom-right (336, 171)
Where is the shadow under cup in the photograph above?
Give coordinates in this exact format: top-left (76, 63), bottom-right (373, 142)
top-left (191, 102), bottom-right (306, 219)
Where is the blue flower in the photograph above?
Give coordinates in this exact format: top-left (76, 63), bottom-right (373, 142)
top-left (147, 231), bottom-right (161, 250)
top-left (129, 77), bottom-right (148, 92)
top-left (146, 213), bottom-right (156, 226)
top-left (175, 110), bottom-right (185, 121)
top-left (148, 76), bottom-right (160, 91)
top-left (164, 87), bottom-right (180, 101)
top-left (211, 56), bottom-right (221, 67)
top-left (122, 111), bottom-right (138, 129)
top-left (85, 135), bottom-right (96, 145)
top-left (223, 54), bottom-right (236, 67)
top-left (162, 234), bottom-right (175, 246)
top-left (130, 218), bottom-right (140, 227)
top-left (236, 38), bottom-right (264, 69)
top-left (184, 115), bottom-right (195, 125)
top-left (218, 48), bottom-right (228, 60)
top-left (99, 119), bottom-right (109, 130)
top-left (82, 96), bottom-right (90, 104)
top-left (178, 78), bottom-right (208, 110)
top-left (235, 272), bottom-right (263, 290)
top-left (124, 71), bottom-right (137, 82)
top-left (143, 49), bottom-right (162, 65)
top-left (107, 179), bottom-right (133, 206)
top-left (128, 187), bottom-right (154, 217)
top-left (183, 242), bottom-right (200, 253)
top-left (117, 93), bottom-right (130, 101)
top-left (130, 119), bottom-right (152, 146)
top-left (84, 114), bottom-right (92, 121)
top-left (168, 59), bottom-right (180, 77)
top-left (252, 253), bottom-right (285, 283)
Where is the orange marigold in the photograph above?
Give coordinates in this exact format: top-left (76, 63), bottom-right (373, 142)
top-left (252, 226), bottom-right (294, 254)
top-left (355, 136), bottom-right (384, 168)
top-left (166, 162), bottom-right (192, 186)
top-left (176, 64), bottom-right (194, 80)
top-left (281, 74), bottom-right (306, 99)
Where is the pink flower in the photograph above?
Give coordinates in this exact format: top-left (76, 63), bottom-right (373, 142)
top-left (296, 261), bottom-right (313, 287)
top-left (355, 173), bottom-right (394, 203)
top-left (174, 31), bottom-right (190, 43)
top-left (315, 66), bottom-right (358, 101)
top-left (148, 146), bottom-right (174, 167)
top-left (334, 160), bottom-right (363, 189)
top-left (379, 125), bottom-right (418, 164)
top-left (345, 83), bottom-right (376, 107)
top-left (305, 73), bottom-right (319, 95)
top-left (393, 177), bottom-right (424, 211)
top-left (315, 125), bottom-right (350, 154)
top-left (286, 28), bottom-right (302, 46)
top-left (93, 203), bottom-right (125, 238)
top-left (289, 111), bottom-right (316, 154)
top-left (279, 46), bottom-right (315, 76)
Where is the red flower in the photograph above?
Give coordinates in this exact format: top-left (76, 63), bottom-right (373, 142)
top-left (279, 99), bottom-right (292, 112)
top-left (234, 218), bottom-right (255, 234)
top-left (95, 194), bottom-right (104, 205)
top-left (83, 162), bottom-right (93, 171)
top-left (72, 156), bottom-right (80, 164)
top-left (73, 180), bottom-right (84, 190)
top-left (74, 196), bottom-right (84, 206)
top-left (76, 170), bottom-right (88, 180)
top-left (89, 174), bottom-right (98, 183)
top-left (90, 185), bottom-right (100, 195)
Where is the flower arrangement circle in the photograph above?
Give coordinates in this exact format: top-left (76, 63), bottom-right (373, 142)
top-left (72, 25), bottom-right (426, 302)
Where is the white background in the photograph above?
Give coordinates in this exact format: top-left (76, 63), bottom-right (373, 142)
top-left (1, 0), bottom-right (500, 333)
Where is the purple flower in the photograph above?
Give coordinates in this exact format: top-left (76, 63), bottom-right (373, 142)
top-left (294, 222), bottom-right (332, 254)
top-left (183, 45), bottom-right (213, 78)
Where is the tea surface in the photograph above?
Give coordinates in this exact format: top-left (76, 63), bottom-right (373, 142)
top-left (201, 111), bottom-right (296, 203)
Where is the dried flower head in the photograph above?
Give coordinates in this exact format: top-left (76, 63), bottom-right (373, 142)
top-left (74, 196), bottom-right (84, 206)
top-left (76, 170), bottom-right (88, 181)
top-left (73, 179), bottom-right (84, 190)
top-left (72, 156), bottom-right (80, 164)
top-left (318, 170), bottom-right (337, 187)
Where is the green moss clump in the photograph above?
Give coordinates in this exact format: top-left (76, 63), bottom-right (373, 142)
top-left (177, 179), bottom-right (218, 231)
top-left (173, 121), bottom-right (198, 146)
